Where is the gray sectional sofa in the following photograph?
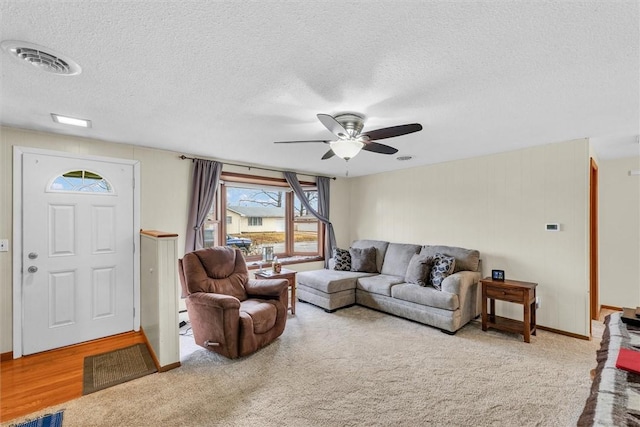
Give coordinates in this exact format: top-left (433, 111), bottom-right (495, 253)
top-left (296, 240), bottom-right (482, 333)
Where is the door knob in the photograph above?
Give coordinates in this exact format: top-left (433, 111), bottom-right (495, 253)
top-left (27, 266), bottom-right (38, 273)
top-left (28, 252), bottom-right (38, 259)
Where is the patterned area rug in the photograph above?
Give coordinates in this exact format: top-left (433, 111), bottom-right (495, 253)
top-left (82, 344), bottom-right (157, 395)
top-left (11, 410), bottom-right (63, 427)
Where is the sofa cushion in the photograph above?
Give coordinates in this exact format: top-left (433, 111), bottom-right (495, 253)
top-left (297, 269), bottom-right (375, 293)
top-left (391, 283), bottom-right (460, 311)
top-left (356, 274), bottom-right (405, 296)
top-left (351, 240), bottom-right (389, 273)
top-left (420, 245), bottom-right (480, 273)
top-left (430, 253), bottom-right (456, 290)
top-left (380, 243), bottom-right (421, 277)
top-left (404, 253), bottom-right (433, 286)
top-left (332, 248), bottom-right (351, 271)
top-left (350, 247), bottom-right (377, 273)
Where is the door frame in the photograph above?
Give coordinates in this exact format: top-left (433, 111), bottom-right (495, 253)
top-left (12, 146), bottom-right (141, 358)
top-left (589, 157), bottom-right (599, 324)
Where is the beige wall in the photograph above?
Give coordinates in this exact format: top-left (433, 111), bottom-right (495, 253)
top-left (348, 138), bottom-right (591, 336)
top-left (599, 156), bottom-right (640, 308)
top-left (1, 126), bottom-right (349, 354)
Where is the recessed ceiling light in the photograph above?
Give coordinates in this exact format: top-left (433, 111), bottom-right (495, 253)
top-left (397, 156), bottom-right (413, 161)
top-left (51, 113), bottom-right (91, 128)
top-left (1, 40), bottom-right (81, 75)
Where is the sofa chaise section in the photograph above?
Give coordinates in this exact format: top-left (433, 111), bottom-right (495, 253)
top-left (295, 270), bottom-right (377, 312)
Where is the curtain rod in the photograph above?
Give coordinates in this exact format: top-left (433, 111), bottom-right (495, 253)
top-left (179, 155), bottom-right (336, 180)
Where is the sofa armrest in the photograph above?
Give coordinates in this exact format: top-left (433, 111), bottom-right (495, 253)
top-left (245, 279), bottom-right (288, 298)
top-left (441, 271), bottom-right (482, 317)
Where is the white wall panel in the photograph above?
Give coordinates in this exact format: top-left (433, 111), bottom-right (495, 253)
top-left (92, 266), bottom-right (116, 319)
top-left (49, 270), bottom-right (76, 327)
top-left (92, 205), bottom-right (117, 253)
top-left (48, 204), bottom-right (76, 257)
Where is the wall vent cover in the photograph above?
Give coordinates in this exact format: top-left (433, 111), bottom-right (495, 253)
top-left (1, 40), bottom-right (81, 75)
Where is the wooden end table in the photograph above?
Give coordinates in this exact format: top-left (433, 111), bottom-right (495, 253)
top-left (481, 277), bottom-right (538, 343)
top-left (254, 268), bottom-right (297, 314)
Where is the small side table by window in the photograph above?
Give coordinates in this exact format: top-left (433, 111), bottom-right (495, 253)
top-left (254, 268), bottom-right (297, 315)
top-left (481, 277), bottom-right (538, 343)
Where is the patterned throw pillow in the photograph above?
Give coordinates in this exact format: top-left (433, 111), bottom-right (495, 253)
top-left (430, 253), bottom-right (456, 290)
top-left (405, 253), bottom-right (434, 287)
top-left (333, 248), bottom-right (351, 271)
top-left (349, 247), bottom-right (377, 273)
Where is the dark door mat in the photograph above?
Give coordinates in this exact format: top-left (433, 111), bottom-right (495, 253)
top-left (83, 343), bottom-right (157, 395)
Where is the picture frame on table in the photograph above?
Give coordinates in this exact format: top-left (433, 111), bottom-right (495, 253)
top-left (491, 269), bottom-right (505, 281)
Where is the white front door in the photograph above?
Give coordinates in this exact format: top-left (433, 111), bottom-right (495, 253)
top-left (21, 151), bottom-right (135, 355)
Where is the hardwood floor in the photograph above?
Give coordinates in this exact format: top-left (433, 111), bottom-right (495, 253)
top-left (0, 331), bottom-right (146, 423)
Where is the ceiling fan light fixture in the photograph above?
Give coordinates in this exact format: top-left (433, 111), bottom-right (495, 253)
top-left (330, 139), bottom-right (364, 160)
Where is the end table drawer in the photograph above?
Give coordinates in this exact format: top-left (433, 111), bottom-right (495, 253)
top-left (486, 285), bottom-right (523, 303)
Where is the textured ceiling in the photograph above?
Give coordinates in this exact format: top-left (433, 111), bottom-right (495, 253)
top-left (1, 1), bottom-right (638, 177)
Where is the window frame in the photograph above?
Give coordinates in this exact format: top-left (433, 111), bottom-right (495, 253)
top-left (218, 172), bottom-right (324, 262)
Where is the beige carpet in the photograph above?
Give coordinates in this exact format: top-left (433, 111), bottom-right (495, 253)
top-left (5, 303), bottom-right (600, 426)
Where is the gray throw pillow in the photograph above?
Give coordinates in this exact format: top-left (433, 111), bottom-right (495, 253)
top-left (405, 253), bottom-right (433, 286)
top-left (333, 248), bottom-right (351, 271)
top-left (350, 247), bottom-right (377, 273)
top-left (430, 253), bottom-right (456, 290)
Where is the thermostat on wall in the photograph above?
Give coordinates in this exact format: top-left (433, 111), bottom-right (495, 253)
top-left (545, 223), bottom-right (560, 231)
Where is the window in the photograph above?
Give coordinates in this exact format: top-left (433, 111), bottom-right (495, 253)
top-left (49, 170), bottom-right (113, 193)
top-left (214, 172), bottom-right (323, 261)
top-left (226, 216), bottom-right (232, 224)
top-left (248, 217), bottom-right (263, 226)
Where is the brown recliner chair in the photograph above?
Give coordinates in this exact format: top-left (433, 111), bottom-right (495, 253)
top-left (178, 246), bottom-right (289, 359)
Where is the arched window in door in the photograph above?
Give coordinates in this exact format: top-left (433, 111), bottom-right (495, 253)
top-left (49, 170), bottom-right (114, 193)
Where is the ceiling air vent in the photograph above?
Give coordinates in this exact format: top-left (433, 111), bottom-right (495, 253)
top-left (1, 40), bottom-right (81, 75)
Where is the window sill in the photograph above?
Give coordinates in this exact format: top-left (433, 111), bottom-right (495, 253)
top-left (247, 256), bottom-right (324, 270)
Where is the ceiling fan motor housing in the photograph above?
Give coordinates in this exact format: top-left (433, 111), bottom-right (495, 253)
top-left (334, 113), bottom-right (365, 138)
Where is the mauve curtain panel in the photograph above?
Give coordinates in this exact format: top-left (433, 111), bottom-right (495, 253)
top-left (185, 159), bottom-right (222, 253)
top-left (284, 172), bottom-right (336, 268)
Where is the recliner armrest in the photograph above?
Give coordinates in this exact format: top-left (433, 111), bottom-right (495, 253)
top-left (187, 292), bottom-right (241, 310)
top-left (245, 278), bottom-right (288, 298)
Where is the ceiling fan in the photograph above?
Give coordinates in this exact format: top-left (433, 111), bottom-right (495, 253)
top-left (274, 113), bottom-right (422, 161)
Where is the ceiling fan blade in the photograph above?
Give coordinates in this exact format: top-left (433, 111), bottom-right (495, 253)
top-left (362, 142), bottom-right (398, 155)
top-left (274, 140), bottom-right (331, 144)
top-left (321, 149), bottom-right (335, 160)
top-left (317, 113), bottom-right (349, 138)
top-left (361, 123), bottom-right (422, 141)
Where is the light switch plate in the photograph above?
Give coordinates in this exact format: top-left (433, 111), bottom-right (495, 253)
top-left (0, 239), bottom-right (8, 252)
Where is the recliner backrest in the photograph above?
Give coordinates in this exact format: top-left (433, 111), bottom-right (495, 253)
top-left (180, 246), bottom-right (249, 301)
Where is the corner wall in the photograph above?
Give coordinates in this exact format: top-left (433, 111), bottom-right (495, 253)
top-left (599, 156), bottom-right (640, 308)
top-left (348, 139), bottom-right (591, 336)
